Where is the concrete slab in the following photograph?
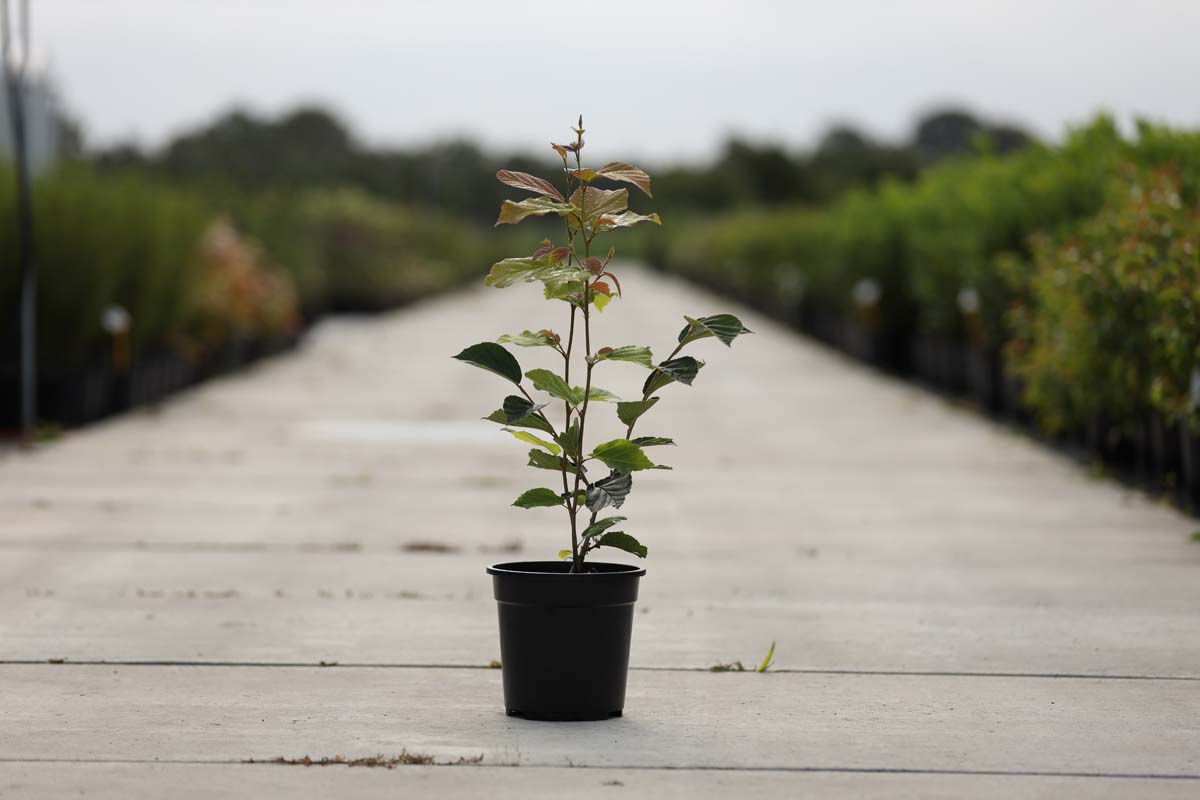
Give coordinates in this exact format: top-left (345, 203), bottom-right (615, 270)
top-left (2, 764), bottom-right (1196, 800)
top-left (1, 547), bottom-right (1197, 675)
top-left (1, 665), bottom-right (1198, 778)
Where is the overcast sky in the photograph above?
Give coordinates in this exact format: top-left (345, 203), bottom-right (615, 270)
top-left (36, 0), bottom-right (1200, 164)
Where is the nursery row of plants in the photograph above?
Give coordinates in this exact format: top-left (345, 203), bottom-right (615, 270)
top-left (0, 163), bottom-right (497, 427)
top-left (646, 117), bottom-right (1200, 508)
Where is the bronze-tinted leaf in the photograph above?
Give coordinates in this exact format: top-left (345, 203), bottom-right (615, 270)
top-left (570, 168), bottom-right (600, 182)
top-left (568, 186), bottom-right (628, 227)
top-left (601, 271), bottom-right (623, 297)
top-left (592, 280), bottom-right (612, 297)
top-left (594, 211), bottom-right (661, 232)
top-left (585, 256), bottom-right (605, 275)
top-left (598, 162), bottom-right (653, 197)
top-left (496, 170), bottom-right (564, 201)
top-left (496, 197), bottom-right (574, 226)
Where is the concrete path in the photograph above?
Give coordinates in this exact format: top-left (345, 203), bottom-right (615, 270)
top-left (1, 267), bottom-right (1197, 798)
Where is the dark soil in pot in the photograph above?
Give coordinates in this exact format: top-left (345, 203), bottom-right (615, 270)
top-left (486, 561), bottom-right (645, 721)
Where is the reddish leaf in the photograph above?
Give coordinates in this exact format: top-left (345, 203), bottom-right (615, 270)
top-left (496, 170), bottom-right (564, 201)
top-left (532, 246), bottom-right (570, 264)
top-left (601, 271), bottom-right (623, 297)
top-left (585, 257), bottom-right (605, 275)
top-left (598, 162), bottom-right (652, 197)
top-left (592, 280), bottom-right (612, 297)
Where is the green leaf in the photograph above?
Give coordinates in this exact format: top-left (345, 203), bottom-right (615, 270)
top-left (582, 516), bottom-right (627, 538)
top-left (453, 342), bottom-right (522, 384)
top-left (594, 211), bottom-right (661, 231)
top-left (504, 428), bottom-right (561, 454)
top-left (498, 330), bottom-right (559, 348)
top-left (526, 368), bottom-right (583, 405)
top-left (617, 397), bottom-right (658, 427)
top-left (597, 346), bottom-right (654, 368)
top-left (484, 408), bottom-right (555, 436)
top-left (484, 257), bottom-right (582, 290)
top-left (502, 395), bottom-right (545, 424)
top-left (585, 471), bottom-right (632, 512)
top-left (555, 421), bottom-right (581, 458)
top-left (545, 278), bottom-right (587, 305)
top-left (592, 290), bottom-right (613, 313)
top-left (592, 439), bottom-right (657, 472)
top-left (642, 356), bottom-right (703, 395)
top-left (595, 531), bottom-right (647, 558)
top-left (677, 314), bottom-right (753, 347)
top-left (631, 436), bottom-right (675, 447)
top-left (495, 197), bottom-right (574, 226)
top-left (557, 549), bottom-right (573, 560)
top-left (496, 169), bottom-right (564, 201)
top-left (527, 449), bottom-right (577, 475)
top-left (512, 488), bottom-right (565, 509)
top-left (568, 186), bottom-right (628, 227)
top-left (597, 162), bottom-right (653, 197)
top-left (755, 641), bottom-right (776, 673)
top-left (587, 386), bottom-right (622, 403)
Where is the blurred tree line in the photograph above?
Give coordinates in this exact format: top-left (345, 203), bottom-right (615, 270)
top-left (92, 105), bottom-right (1034, 221)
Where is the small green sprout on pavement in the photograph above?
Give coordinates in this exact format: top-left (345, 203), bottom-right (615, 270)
top-left (709, 641), bottom-right (775, 673)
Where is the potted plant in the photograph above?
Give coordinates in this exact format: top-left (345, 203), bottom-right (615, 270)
top-left (454, 118), bottom-right (751, 720)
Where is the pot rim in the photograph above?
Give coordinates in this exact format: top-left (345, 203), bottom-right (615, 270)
top-left (487, 560), bottom-right (646, 579)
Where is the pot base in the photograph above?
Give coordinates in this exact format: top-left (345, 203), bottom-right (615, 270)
top-left (506, 708), bottom-right (623, 721)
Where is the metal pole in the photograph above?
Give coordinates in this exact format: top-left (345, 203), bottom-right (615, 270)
top-left (3, 0), bottom-right (34, 437)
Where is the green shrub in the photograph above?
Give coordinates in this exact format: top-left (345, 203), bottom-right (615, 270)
top-left (229, 187), bottom-right (490, 313)
top-left (0, 164), bottom-right (209, 367)
top-left (0, 164), bottom-right (303, 370)
top-left (1009, 164), bottom-right (1200, 433)
top-left (657, 115), bottom-right (1200, 441)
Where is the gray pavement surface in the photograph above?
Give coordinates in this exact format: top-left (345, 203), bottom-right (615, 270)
top-left (1, 267), bottom-right (1198, 797)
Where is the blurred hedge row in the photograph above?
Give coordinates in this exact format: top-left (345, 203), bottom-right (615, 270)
top-left (650, 117), bottom-right (1200, 500)
top-left (0, 163), bottom-right (492, 425)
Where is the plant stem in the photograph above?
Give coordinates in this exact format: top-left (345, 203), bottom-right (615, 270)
top-left (561, 304), bottom-right (579, 563)
top-left (568, 138), bottom-right (592, 572)
top-left (570, 310), bottom-right (593, 572)
top-left (561, 135), bottom-right (587, 570)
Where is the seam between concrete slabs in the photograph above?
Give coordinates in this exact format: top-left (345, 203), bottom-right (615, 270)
top-left (2, 660), bottom-right (1197, 681)
top-left (0, 759), bottom-right (1197, 781)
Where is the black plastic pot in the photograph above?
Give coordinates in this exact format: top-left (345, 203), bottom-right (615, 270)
top-left (486, 561), bottom-right (645, 721)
